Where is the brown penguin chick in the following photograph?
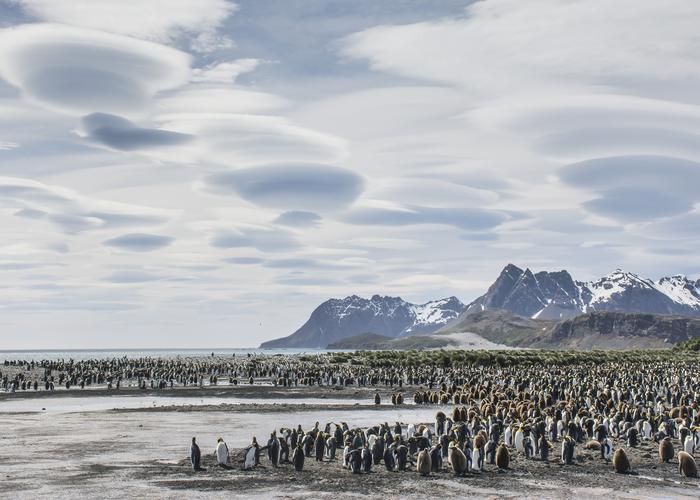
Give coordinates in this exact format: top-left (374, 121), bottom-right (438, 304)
top-left (448, 442), bottom-right (468, 475)
top-left (417, 448), bottom-right (432, 476)
top-left (496, 443), bottom-right (510, 469)
top-left (612, 448), bottom-right (631, 474)
top-left (678, 451), bottom-right (698, 477)
top-left (460, 406), bottom-right (468, 421)
top-left (584, 440), bottom-right (601, 451)
top-left (659, 437), bottom-right (674, 463)
top-left (473, 432), bottom-right (486, 450)
top-left (374, 392), bottom-right (381, 405)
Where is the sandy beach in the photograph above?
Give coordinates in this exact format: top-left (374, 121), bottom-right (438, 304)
top-left (2, 385), bottom-right (699, 499)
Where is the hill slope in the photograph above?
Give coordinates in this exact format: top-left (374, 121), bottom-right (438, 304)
top-left (440, 309), bottom-right (700, 350)
top-left (260, 295), bottom-right (465, 348)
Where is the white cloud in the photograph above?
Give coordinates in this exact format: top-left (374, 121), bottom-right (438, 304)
top-left (341, 0), bottom-right (700, 99)
top-left (0, 23), bottom-right (191, 116)
top-left (160, 113), bottom-right (348, 165)
top-left (191, 59), bottom-right (263, 83)
top-left (0, 176), bottom-right (174, 234)
top-left (12, 0), bottom-right (236, 47)
top-left (157, 85), bottom-right (288, 115)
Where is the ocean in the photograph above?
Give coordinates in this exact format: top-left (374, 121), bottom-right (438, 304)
top-left (0, 348), bottom-right (334, 362)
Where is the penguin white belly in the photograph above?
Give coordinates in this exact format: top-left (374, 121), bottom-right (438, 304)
top-left (603, 439), bottom-right (613, 460)
top-left (216, 443), bottom-right (228, 464)
top-left (243, 447), bottom-right (256, 470)
top-left (514, 431), bottom-right (524, 453)
top-left (470, 448), bottom-right (481, 471)
top-left (504, 428), bottom-right (513, 447)
top-left (684, 436), bottom-right (695, 454)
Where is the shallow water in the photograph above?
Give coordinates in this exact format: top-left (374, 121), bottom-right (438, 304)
top-left (0, 395), bottom-right (395, 414)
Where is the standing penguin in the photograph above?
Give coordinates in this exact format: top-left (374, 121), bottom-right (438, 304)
top-left (678, 451), bottom-right (698, 478)
top-left (303, 432), bottom-right (315, 457)
top-left (440, 434), bottom-right (450, 459)
top-left (396, 445), bottom-right (409, 471)
top-left (292, 444), bottom-right (304, 471)
top-left (485, 440), bottom-right (497, 465)
top-left (417, 448), bottom-right (432, 476)
top-left (613, 448), bottom-right (631, 474)
top-left (326, 435), bottom-right (337, 460)
top-left (471, 445), bottom-right (484, 472)
top-left (683, 434), bottom-right (696, 455)
top-left (268, 432), bottom-right (280, 467)
top-left (190, 437), bottom-right (202, 471)
top-left (361, 444), bottom-right (372, 473)
top-left (561, 436), bottom-right (575, 465)
top-left (601, 437), bottom-right (614, 461)
top-left (343, 443), bottom-right (352, 469)
top-left (436, 411), bottom-right (446, 436)
top-left (315, 433), bottom-right (326, 462)
top-left (374, 392), bottom-right (381, 405)
top-left (372, 435), bottom-right (384, 465)
top-left (243, 438), bottom-right (258, 470)
top-left (659, 437), bottom-right (674, 463)
top-left (496, 443), bottom-right (509, 470)
top-left (449, 442), bottom-right (468, 475)
top-left (430, 444), bottom-right (443, 472)
top-left (384, 446), bottom-right (396, 471)
top-left (514, 426), bottom-right (525, 453)
top-left (504, 425), bottom-right (513, 447)
top-left (523, 436), bottom-right (534, 459)
top-left (538, 435), bottom-right (550, 461)
top-left (627, 427), bottom-right (639, 447)
top-left (349, 449), bottom-right (363, 474)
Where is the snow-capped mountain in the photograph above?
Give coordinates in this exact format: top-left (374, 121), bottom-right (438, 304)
top-left (259, 295), bottom-right (465, 348)
top-left (462, 264), bottom-right (700, 320)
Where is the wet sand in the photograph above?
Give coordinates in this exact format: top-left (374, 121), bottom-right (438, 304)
top-left (1, 387), bottom-right (699, 499)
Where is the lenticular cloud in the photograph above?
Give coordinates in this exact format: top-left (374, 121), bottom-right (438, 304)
top-left (204, 163), bottom-right (365, 212)
top-left (0, 23), bottom-right (191, 116)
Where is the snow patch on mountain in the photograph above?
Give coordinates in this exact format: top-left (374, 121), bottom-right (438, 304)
top-left (408, 297), bottom-right (465, 333)
top-left (463, 264), bottom-right (700, 321)
top-left (654, 275), bottom-right (700, 307)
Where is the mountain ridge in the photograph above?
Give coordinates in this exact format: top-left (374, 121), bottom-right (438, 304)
top-left (259, 295), bottom-right (465, 348)
top-left (461, 264), bottom-right (700, 321)
top-left (259, 264), bottom-right (700, 348)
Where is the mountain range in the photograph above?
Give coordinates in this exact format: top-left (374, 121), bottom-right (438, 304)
top-left (463, 264), bottom-right (700, 320)
top-left (259, 264), bottom-right (700, 349)
top-left (259, 295), bottom-right (465, 348)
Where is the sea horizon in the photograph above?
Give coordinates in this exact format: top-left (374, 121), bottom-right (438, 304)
top-left (0, 347), bottom-right (336, 362)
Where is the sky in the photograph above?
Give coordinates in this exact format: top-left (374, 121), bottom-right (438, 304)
top-left (1, 0), bottom-right (700, 349)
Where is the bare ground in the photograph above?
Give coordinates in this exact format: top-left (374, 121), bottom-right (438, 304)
top-left (1, 389), bottom-right (699, 499)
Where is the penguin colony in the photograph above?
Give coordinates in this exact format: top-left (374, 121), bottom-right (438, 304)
top-left (237, 403), bottom-right (698, 481)
top-left (232, 357), bottom-right (700, 481)
top-left (3, 352), bottom-right (699, 482)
